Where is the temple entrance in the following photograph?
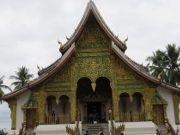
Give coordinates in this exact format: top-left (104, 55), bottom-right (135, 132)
top-left (87, 102), bottom-right (101, 123)
top-left (76, 77), bottom-right (112, 123)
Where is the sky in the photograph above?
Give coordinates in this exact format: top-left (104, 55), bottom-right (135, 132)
top-left (0, 0), bottom-right (180, 130)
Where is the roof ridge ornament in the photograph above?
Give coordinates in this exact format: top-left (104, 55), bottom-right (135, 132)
top-left (88, 0), bottom-right (94, 5)
top-left (59, 1), bottom-right (127, 54)
top-left (58, 40), bottom-right (63, 49)
top-left (123, 36), bottom-right (128, 44)
top-left (66, 36), bottom-right (70, 41)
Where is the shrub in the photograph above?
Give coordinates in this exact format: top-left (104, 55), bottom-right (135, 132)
top-left (0, 130), bottom-right (7, 135)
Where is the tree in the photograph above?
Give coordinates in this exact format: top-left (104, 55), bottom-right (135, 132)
top-left (147, 44), bottom-right (180, 86)
top-left (10, 66), bottom-right (33, 90)
top-left (0, 76), bottom-right (12, 103)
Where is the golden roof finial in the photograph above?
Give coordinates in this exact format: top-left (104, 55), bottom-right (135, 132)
top-left (123, 36), bottom-right (128, 44)
top-left (58, 40), bottom-right (63, 49)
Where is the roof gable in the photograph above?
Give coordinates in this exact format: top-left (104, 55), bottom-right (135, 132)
top-left (60, 0), bottom-right (127, 53)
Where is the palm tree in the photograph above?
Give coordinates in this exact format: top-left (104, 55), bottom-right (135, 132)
top-left (146, 50), bottom-right (167, 81)
top-left (165, 44), bottom-right (180, 85)
top-left (147, 44), bottom-right (180, 86)
top-left (0, 76), bottom-right (12, 103)
top-left (10, 66), bottom-right (33, 90)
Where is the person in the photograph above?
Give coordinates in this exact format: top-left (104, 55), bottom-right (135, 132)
top-left (84, 130), bottom-right (89, 135)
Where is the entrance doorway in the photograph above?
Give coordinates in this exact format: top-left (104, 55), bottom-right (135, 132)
top-left (87, 102), bottom-right (101, 123)
top-left (76, 77), bottom-right (112, 123)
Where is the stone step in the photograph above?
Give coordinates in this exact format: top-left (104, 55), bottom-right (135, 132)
top-left (158, 125), bottom-right (167, 134)
top-left (82, 123), bottom-right (109, 135)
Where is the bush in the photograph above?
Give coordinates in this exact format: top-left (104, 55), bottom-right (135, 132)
top-left (0, 130), bottom-right (7, 135)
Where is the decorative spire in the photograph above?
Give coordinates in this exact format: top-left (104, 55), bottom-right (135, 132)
top-left (123, 36), bottom-right (128, 44)
top-left (58, 40), bottom-right (63, 49)
top-left (66, 36), bottom-right (70, 41)
top-left (37, 65), bottom-right (43, 71)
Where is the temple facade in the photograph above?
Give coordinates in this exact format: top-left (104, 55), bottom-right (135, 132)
top-left (2, 1), bottom-right (180, 135)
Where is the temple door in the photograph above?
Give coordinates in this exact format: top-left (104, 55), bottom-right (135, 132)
top-left (26, 109), bottom-right (37, 129)
top-left (152, 105), bottom-right (165, 125)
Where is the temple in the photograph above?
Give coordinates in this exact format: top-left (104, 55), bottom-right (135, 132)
top-left (2, 1), bottom-right (180, 135)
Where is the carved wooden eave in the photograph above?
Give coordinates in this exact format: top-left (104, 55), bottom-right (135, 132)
top-left (160, 83), bottom-right (180, 93)
top-left (59, 0), bottom-right (127, 54)
top-left (111, 41), bottom-right (180, 92)
top-left (111, 41), bottom-right (160, 84)
top-left (2, 44), bottom-right (76, 101)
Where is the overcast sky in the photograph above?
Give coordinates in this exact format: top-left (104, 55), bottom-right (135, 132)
top-left (0, 0), bottom-right (180, 130)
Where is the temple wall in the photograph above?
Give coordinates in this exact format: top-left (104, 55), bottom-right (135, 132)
top-left (157, 86), bottom-right (180, 130)
top-left (25, 14), bottom-right (179, 127)
top-left (39, 16), bottom-right (156, 123)
top-left (16, 91), bottom-right (31, 129)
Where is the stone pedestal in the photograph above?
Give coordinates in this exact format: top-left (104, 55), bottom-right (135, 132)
top-left (115, 121), bottom-right (158, 135)
top-left (35, 124), bottom-right (76, 135)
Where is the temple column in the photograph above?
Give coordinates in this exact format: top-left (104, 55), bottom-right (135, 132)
top-left (22, 109), bottom-right (27, 128)
top-left (70, 91), bottom-right (76, 123)
top-left (9, 100), bottom-right (17, 129)
top-left (36, 91), bottom-right (46, 124)
top-left (144, 98), bottom-right (152, 120)
top-left (173, 94), bottom-right (180, 124)
top-left (112, 90), bottom-right (119, 121)
top-left (143, 88), bottom-right (154, 121)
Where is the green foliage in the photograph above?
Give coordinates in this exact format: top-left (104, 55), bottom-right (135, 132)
top-left (0, 130), bottom-right (7, 135)
top-left (147, 44), bottom-right (180, 86)
top-left (0, 76), bottom-right (11, 103)
top-left (10, 66), bottom-right (33, 90)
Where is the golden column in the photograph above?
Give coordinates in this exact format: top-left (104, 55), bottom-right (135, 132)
top-left (37, 91), bottom-right (46, 124)
top-left (144, 88), bottom-right (154, 121)
top-left (9, 100), bottom-right (17, 129)
top-left (173, 94), bottom-right (180, 124)
top-left (22, 109), bottom-right (27, 128)
top-left (112, 89), bottom-right (119, 121)
top-left (70, 91), bottom-right (76, 123)
top-left (144, 98), bottom-right (153, 120)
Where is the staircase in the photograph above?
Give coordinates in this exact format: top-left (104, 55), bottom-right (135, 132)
top-left (157, 125), bottom-right (167, 135)
top-left (82, 123), bottom-right (109, 135)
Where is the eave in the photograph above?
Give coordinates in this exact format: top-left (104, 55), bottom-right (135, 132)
top-left (2, 44), bottom-right (76, 101)
top-left (111, 42), bottom-right (160, 85)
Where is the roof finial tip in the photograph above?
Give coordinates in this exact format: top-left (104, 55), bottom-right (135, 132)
top-left (89, 0), bottom-right (94, 4)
